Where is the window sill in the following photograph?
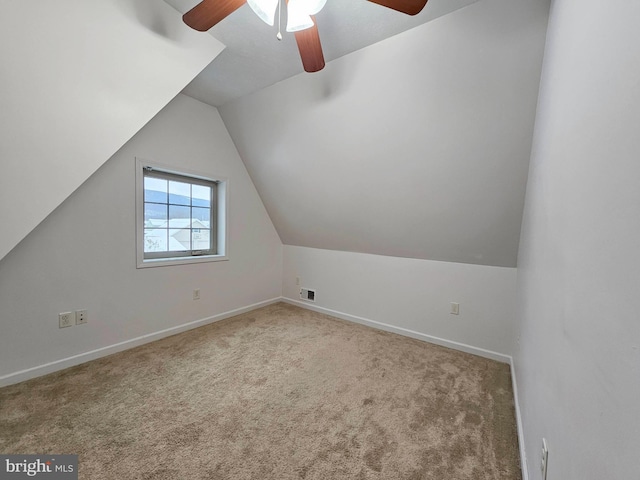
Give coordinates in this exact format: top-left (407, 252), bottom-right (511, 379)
top-left (137, 254), bottom-right (228, 269)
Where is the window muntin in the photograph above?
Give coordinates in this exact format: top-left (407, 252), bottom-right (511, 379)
top-left (142, 168), bottom-right (217, 259)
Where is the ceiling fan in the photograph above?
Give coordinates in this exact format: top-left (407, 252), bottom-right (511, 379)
top-left (182, 0), bottom-right (428, 73)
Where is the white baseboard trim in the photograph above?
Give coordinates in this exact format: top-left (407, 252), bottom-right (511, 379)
top-left (281, 297), bottom-right (511, 364)
top-left (0, 297), bottom-right (281, 388)
top-left (510, 357), bottom-right (529, 480)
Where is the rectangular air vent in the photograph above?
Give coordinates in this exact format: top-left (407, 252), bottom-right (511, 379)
top-left (300, 288), bottom-right (316, 302)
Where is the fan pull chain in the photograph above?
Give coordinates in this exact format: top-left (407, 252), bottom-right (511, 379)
top-left (276, 0), bottom-right (283, 40)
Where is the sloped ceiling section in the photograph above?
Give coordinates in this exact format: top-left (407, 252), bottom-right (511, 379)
top-left (219, 0), bottom-right (550, 268)
top-left (0, 0), bottom-right (224, 261)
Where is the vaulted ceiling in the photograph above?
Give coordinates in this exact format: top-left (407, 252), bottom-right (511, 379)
top-left (218, 0), bottom-right (551, 267)
top-left (0, 0), bottom-right (550, 268)
top-left (0, 0), bottom-right (223, 262)
top-left (164, 0), bottom-right (479, 105)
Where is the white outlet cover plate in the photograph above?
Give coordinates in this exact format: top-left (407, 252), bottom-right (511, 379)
top-left (59, 312), bottom-right (75, 328)
top-left (76, 310), bottom-right (88, 325)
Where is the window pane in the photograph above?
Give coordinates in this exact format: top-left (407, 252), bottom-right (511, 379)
top-left (168, 205), bottom-right (191, 228)
top-left (192, 207), bottom-right (210, 225)
top-left (144, 229), bottom-right (168, 252)
top-left (192, 229), bottom-right (211, 250)
top-left (144, 203), bottom-right (167, 223)
top-left (192, 185), bottom-right (211, 208)
top-left (169, 229), bottom-right (190, 251)
top-left (169, 181), bottom-right (191, 206)
top-left (139, 164), bottom-right (221, 264)
top-left (144, 177), bottom-right (168, 203)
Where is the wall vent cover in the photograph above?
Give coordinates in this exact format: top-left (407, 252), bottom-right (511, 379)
top-left (300, 288), bottom-right (316, 302)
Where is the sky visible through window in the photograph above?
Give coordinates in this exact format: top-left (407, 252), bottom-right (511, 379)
top-left (143, 176), bottom-right (212, 254)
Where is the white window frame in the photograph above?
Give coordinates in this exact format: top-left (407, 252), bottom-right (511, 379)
top-left (135, 157), bottom-right (228, 268)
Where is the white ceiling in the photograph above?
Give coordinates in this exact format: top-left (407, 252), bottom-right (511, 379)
top-left (218, 0), bottom-right (551, 267)
top-left (0, 0), bottom-right (223, 262)
top-left (164, 0), bottom-right (479, 106)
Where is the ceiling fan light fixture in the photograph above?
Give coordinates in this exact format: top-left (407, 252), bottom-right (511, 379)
top-left (247, 0), bottom-right (279, 26)
top-left (286, 0), bottom-right (314, 32)
top-left (299, 0), bottom-right (327, 15)
top-left (286, 13), bottom-right (314, 32)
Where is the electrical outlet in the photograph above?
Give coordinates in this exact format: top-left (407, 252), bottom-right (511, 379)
top-left (193, 289), bottom-right (200, 300)
top-left (541, 438), bottom-right (549, 480)
top-left (450, 302), bottom-right (460, 315)
top-left (59, 312), bottom-right (75, 328)
top-left (76, 309), bottom-right (88, 325)
top-left (296, 277), bottom-right (300, 286)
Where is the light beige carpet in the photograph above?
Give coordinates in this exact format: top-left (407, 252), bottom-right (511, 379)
top-left (0, 303), bottom-right (521, 480)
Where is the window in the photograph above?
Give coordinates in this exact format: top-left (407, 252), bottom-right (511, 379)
top-left (136, 159), bottom-right (227, 268)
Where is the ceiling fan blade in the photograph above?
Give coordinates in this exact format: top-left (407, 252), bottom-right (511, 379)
top-left (183, 0), bottom-right (246, 31)
top-left (367, 0), bottom-right (428, 16)
top-left (294, 21), bottom-right (325, 73)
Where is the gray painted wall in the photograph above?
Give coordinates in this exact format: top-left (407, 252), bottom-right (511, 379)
top-left (515, 0), bottom-right (640, 478)
top-left (219, 0), bottom-right (550, 267)
top-left (0, 94), bottom-right (283, 382)
top-left (283, 245), bottom-right (518, 357)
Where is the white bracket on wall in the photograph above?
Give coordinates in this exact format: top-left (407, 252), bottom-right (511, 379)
top-left (541, 438), bottom-right (549, 480)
